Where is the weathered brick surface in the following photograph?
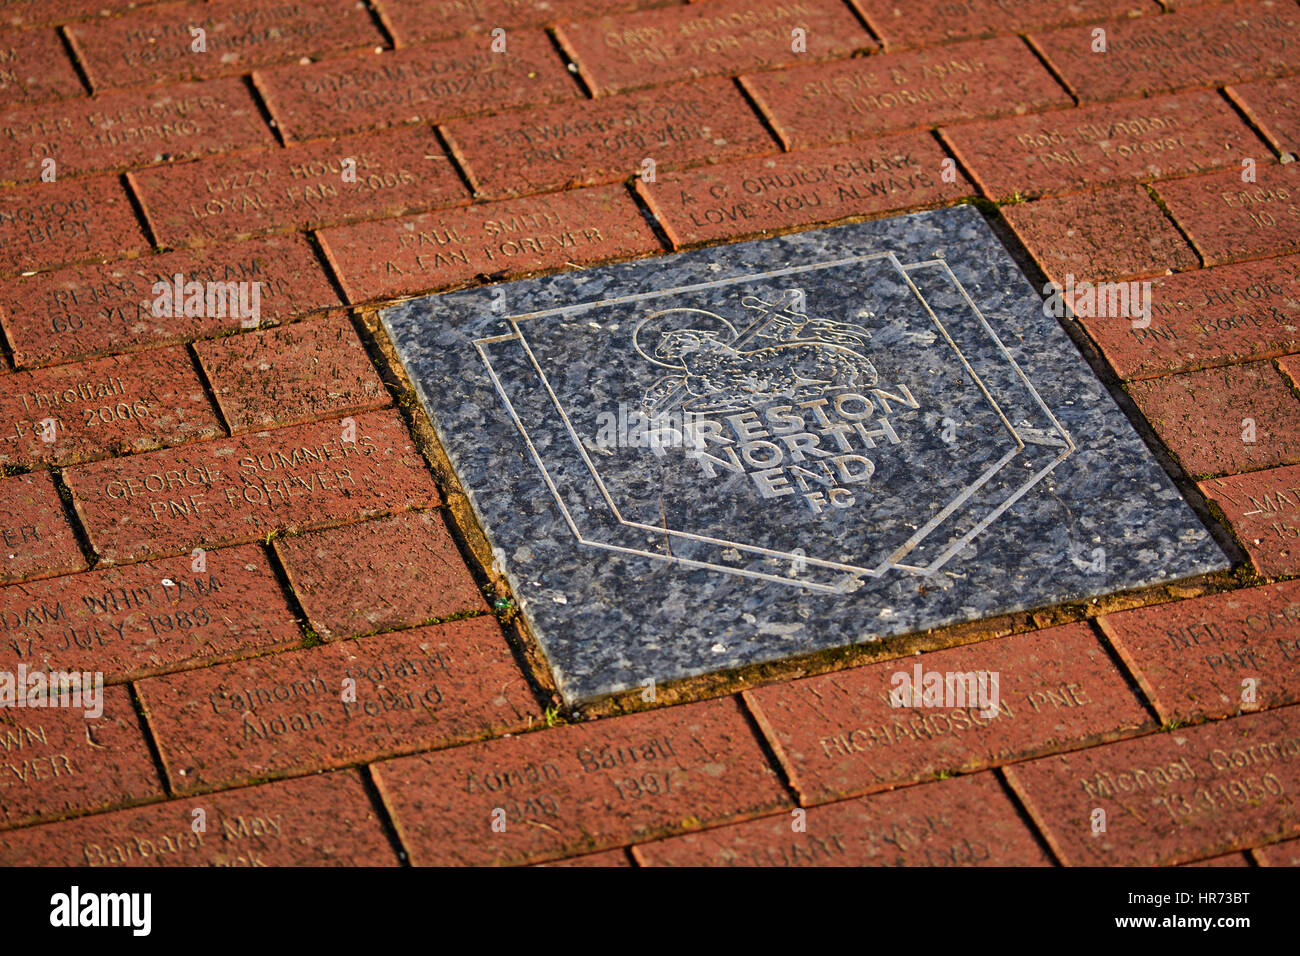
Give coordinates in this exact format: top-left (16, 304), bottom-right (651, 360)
top-left (0, 543), bottom-right (299, 683)
top-left (1228, 76), bottom-right (1300, 154)
top-left (254, 31), bottom-right (579, 143)
top-left (63, 410), bottom-right (440, 563)
top-left (444, 78), bottom-right (773, 199)
top-left (1126, 361), bottom-right (1300, 477)
top-left (318, 183), bottom-right (659, 302)
top-left (1005, 706), bottom-right (1300, 865)
top-left (557, 0), bottom-right (874, 96)
top-left (536, 847), bottom-right (632, 867)
top-left (638, 133), bottom-right (971, 248)
top-left (375, 0), bottom-right (674, 46)
top-left (1076, 255), bottom-right (1300, 379)
top-left (0, 235), bottom-right (343, 369)
top-left (1184, 851), bottom-right (1250, 866)
top-left (1252, 836), bottom-right (1300, 865)
top-left (1001, 184), bottom-right (1197, 284)
top-left (0, 77), bottom-right (274, 184)
top-left (634, 772), bottom-right (1052, 866)
top-left (0, 347), bottom-right (223, 467)
top-left (1278, 353), bottom-right (1300, 392)
top-left (851, 0), bottom-right (1157, 50)
top-left (0, 175), bottom-right (147, 277)
top-left (1201, 465), bottom-right (1300, 577)
top-left (194, 314), bottom-right (389, 433)
top-left (0, 770), bottom-right (397, 865)
top-left (0, 27), bottom-right (83, 106)
top-left (273, 509), bottom-right (486, 641)
top-left (66, 0), bottom-right (385, 90)
top-left (0, 684), bottom-right (161, 830)
top-left (0, 472), bottom-right (88, 585)
top-left (1155, 163), bottom-right (1300, 267)
top-left (944, 91), bottom-right (1259, 201)
top-left (138, 618), bottom-right (539, 792)
top-left (372, 696), bottom-right (792, 865)
top-left (743, 36), bottom-right (1070, 150)
top-left (745, 624), bottom-right (1152, 805)
top-left (1099, 581), bottom-right (1300, 723)
top-left (130, 125), bottom-right (469, 245)
top-left (0, 0), bottom-right (166, 28)
top-left (1031, 1), bottom-right (1300, 102)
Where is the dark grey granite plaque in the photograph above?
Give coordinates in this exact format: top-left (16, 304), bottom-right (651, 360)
top-left (381, 205), bottom-right (1229, 703)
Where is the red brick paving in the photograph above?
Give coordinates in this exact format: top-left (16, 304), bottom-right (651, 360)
top-left (0, 174), bottom-right (148, 276)
top-left (1253, 836), bottom-right (1300, 865)
top-left (0, 472), bottom-right (88, 585)
top-left (1155, 162), bottom-right (1300, 266)
top-left (1201, 465), bottom-right (1300, 577)
top-left (374, 0), bottom-right (675, 48)
top-left (0, 28), bottom-right (83, 107)
top-left (851, 0), bottom-right (1158, 50)
top-left (1228, 76), bottom-right (1300, 155)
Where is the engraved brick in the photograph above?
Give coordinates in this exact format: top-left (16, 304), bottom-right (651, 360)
top-left (1005, 706), bottom-right (1300, 865)
top-left (0, 235), bottom-right (343, 369)
top-left (851, 0), bottom-right (1157, 50)
top-left (194, 314), bottom-right (389, 433)
top-left (66, 0), bottom-right (385, 90)
top-left (254, 31), bottom-right (578, 143)
top-left (372, 696), bottom-right (792, 865)
top-left (0, 27), bottom-right (82, 106)
top-left (272, 510), bottom-right (486, 641)
top-left (1099, 581), bottom-right (1300, 723)
top-left (0, 77), bottom-right (274, 183)
top-left (1252, 836), bottom-right (1300, 866)
top-left (638, 133), bottom-right (972, 248)
top-left (317, 184), bottom-right (659, 303)
top-left (1076, 256), bottom-right (1300, 380)
top-left (0, 175), bottom-right (147, 277)
top-left (130, 125), bottom-right (469, 245)
top-left (1155, 163), bottom-right (1300, 267)
top-left (0, 684), bottom-right (161, 830)
top-left (744, 623), bottom-right (1152, 805)
top-left (1228, 76), bottom-right (1300, 155)
top-left (0, 472), bottom-right (87, 584)
top-left (0, 346), bottom-right (223, 467)
top-left (374, 0), bottom-right (672, 46)
top-left (62, 409), bottom-right (440, 564)
top-left (1001, 184), bottom-right (1197, 284)
top-left (1031, 1), bottom-right (1300, 102)
top-left (0, 770), bottom-right (397, 865)
top-left (0, 1), bottom-right (165, 28)
top-left (743, 36), bottom-right (1070, 150)
top-left (1200, 464), bottom-right (1300, 577)
top-left (137, 617), bottom-right (539, 792)
top-left (944, 91), bottom-right (1259, 201)
top-left (0, 543), bottom-right (299, 683)
top-left (1126, 361), bottom-right (1300, 478)
top-left (633, 772), bottom-right (1051, 866)
top-left (444, 78), bottom-right (773, 200)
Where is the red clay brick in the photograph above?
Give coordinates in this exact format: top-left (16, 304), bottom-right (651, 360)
top-left (0, 346), bottom-right (223, 467)
top-left (66, 0), bottom-right (385, 91)
top-left (743, 623), bottom-right (1152, 806)
top-left (130, 125), bottom-right (468, 246)
top-left (1278, 353), bottom-right (1300, 391)
top-left (556, 0), bottom-right (874, 96)
top-left (743, 36), bottom-right (1070, 150)
top-left (0, 684), bottom-right (161, 830)
top-left (0, 770), bottom-right (397, 865)
top-left (1184, 851), bottom-right (1250, 866)
top-left (1229, 76), bottom-right (1300, 155)
top-left (0, 175), bottom-right (148, 277)
top-left (138, 617), bottom-right (539, 792)
top-left (62, 409), bottom-right (440, 564)
top-left (0, 472), bottom-right (87, 584)
top-left (1201, 464), bottom-right (1300, 577)
top-left (254, 31), bottom-right (579, 144)
top-left (0, 1), bottom-right (167, 29)
top-left (1004, 706), bottom-right (1300, 865)
top-left (0, 543), bottom-right (299, 683)
top-left (1252, 836), bottom-right (1300, 865)
top-left (1155, 163), bottom-right (1300, 267)
top-left (634, 772), bottom-right (1051, 866)
top-left (1030, 1), bottom-right (1300, 103)
top-left (1077, 255), bottom-right (1300, 379)
top-left (536, 847), bottom-right (632, 867)
top-left (1127, 361), bottom-right (1300, 477)
top-left (851, 0), bottom-right (1157, 50)
top-left (0, 235), bottom-right (343, 369)
top-left (272, 509), bottom-right (486, 641)
top-left (0, 27), bottom-right (82, 106)
top-left (372, 696), bottom-right (792, 865)
top-left (638, 133), bottom-right (971, 248)
top-left (945, 91), bottom-right (1259, 201)
top-left (375, 0), bottom-right (674, 46)
top-left (443, 78), bottom-right (773, 200)
top-left (318, 183), bottom-right (659, 302)
top-left (0, 77), bottom-right (274, 184)
top-left (194, 314), bottom-right (389, 433)
top-left (1099, 581), bottom-right (1300, 723)
top-left (1001, 184), bottom-right (1197, 284)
